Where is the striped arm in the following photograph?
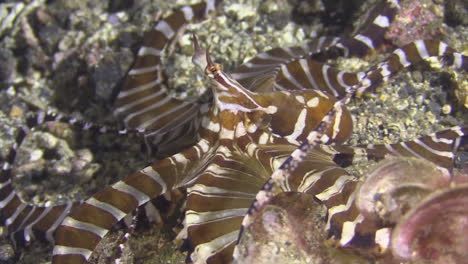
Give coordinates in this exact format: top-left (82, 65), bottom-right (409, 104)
top-left (179, 148), bottom-right (267, 263)
top-left (358, 39), bottom-right (468, 95)
top-left (327, 125), bottom-right (468, 169)
top-left (260, 89), bottom-right (353, 145)
top-left (230, 38), bottom-right (338, 92)
top-left (0, 108), bottom-right (159, 247)
top-left (0, 154), bottom-right (77, 247)
top-left (360, 126), bottom-right (467, 169)
top-left (332, 0), bottom-right (399, 57)
top-left (0, 188), bottom-right (76, 246)
top-left (180, 142), bottom-right (364, 263)
top-left (235, 126), bottom-right (468, 258)
top-left (24, 110), bottom-right (149, 136)
top-left (0, 111), bottom-right (91, 247)
top-left (114, 0), bottom-right (219, 154)
top-left (52, 138), bottom-right (213, 264)
top-left (232, 143), bottom-right (387, 256)
top-left (327, 126), bottom-right (468, 171)
top-left (230, 0), bottom-right (400, 95)
top-left (233, 38), bottom-right (468, 104)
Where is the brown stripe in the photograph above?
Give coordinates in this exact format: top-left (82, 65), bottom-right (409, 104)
top-left (54, 225), bottom-right (101, 250)
top-left (33, 205), bottom-right (69, 233)
top-left (52, 254), bottom-right (86, 264)
top-left (188, 216), bottom-right (241, 245)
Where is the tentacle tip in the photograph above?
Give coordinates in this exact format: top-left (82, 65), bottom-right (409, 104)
top-left (191, 33), bottom-right (207, 70)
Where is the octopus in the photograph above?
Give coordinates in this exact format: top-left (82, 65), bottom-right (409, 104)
top-left (0, 0), bottom-right (466, 263)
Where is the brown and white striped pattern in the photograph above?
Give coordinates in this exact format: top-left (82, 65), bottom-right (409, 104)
top-left (114, 0), bottom-right (219, 156)
top-left (0, 110), bottom-right (142, 248)
top-left (230, 0), bottom-right (400, 99)
top-left (1, 0), bottom-right (467, 263)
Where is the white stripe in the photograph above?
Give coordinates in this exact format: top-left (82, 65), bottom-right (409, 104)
top-left (128, 65), bottom-right (159, 75)
top-left (143, 202), bottom-right (162, 224)
top-left (180, 6), bottom-right (194, 21)
top-left (230, 68), bottom-right (272, 80)
top-left (155, 20), bottom-right (175, 39)
top-left (430, 134), bottom-right (453, 144)
top-left (452, 126), bottom-right (464, 136)
top-left (354, 34), bottom-right (375, 49)
top-left (24, 207), bottom-right (52, 242)
top-left (414, 40), bottom-right (429, 59)
top-left (112, 181), bottom-right (150, 206)
top-left (379, 63), bottom-right (391, 79)
top-left (336, 71), bottom-right (351, 89)
top-left (298, 168), bottom-right (334, 192)
top-left (339, 214), bottom-right (365, 246)
top-left (5, 203), bottom-right (26, 227)
top-left (140, 166), bottom-right (168, 193)
top-left (373, 14), bottom-right (390, 28)
top-left (374, 227), bottom-right (391, 250)
top-left (53, 245), bottom-right (92, 259)
top-left (280, 64), bottom-right (304, 89)
top-left (322, 65), bottom-right (340, 96)
top-left (2, 162), bottom-right (11, 170)
top-left (197, 138), bottom-right (211, 153)
top-left (86, 197), bottom-right (127, 220)
top-left (191, 231), bottom-right (238, 263)
top-left (173, 153), bottom-right (189, 165)
top-left (202, 117), bottom-right (220, 132)
top-left (17, 206), bottom-right (36, 242)
top-left (186, 208), bottom-right (248, 225)
top-left (117, 79), bottom-right (162, 99)
top-left (331, 105), bottom-right (343, 140)
top-left (256, 52), bottom-right (288, 61)
top-left (438, 42), bottom-right (448, 56)
top-left (400, 142), bottom-right (426, 160)
top-left (244, 61), bottom-right (279, 68)
top-left (216, 72), bottom-right (273, 113)
top-left (138, 103), bottom-right (196, 130)
top-left (205, 0), bottom-right (216, 15)
top-left (189, 184), bottom-right (254, 197)
top-left (295, 95), bottom-right (305, 104)
top-left (235, 122), bottom-right (247, 138)
top-left (299, 59), bottom-right (322, 91)
top-left (114, 88), bottom-right (165, 114)
top-left (315, 175), bottom-right (355, 201)
top-left (61, 217), bottom-right (108, 238)
top-left (384, 143), bottom-right (400, 156)
top-left (414, 139), bottom-right (453, 158)
top-left (285, 108), bottom-right (307, 143)
top-left (138, 46), bottom-right (162, 56)
top-left (246, 143), bottom-right (258, 157)
top-left (336, 43), bottom-right (349, 57)
top-left (220, 128), bottom-right (235, 139)
top-left (46, 202), bottom-right (73, 242)
top-left (389, 0), bottom-right (401, 8)
top-left (307, 97), bottom-right (319, 107)
top-left (0, 191), bottom-right (15, 208)
top-left (123, 96), bottom-right (176, 125)
top-left (393, 48), bottom-right (410, 67)
top-left (0, 179), bottom-right (11, 189)
top-left (325, 196), bottom-right (354, 231)
top-left (258, 133), bottom-right (269, 144)
top-left (37, 111), bottom-right (45, 124)
top-left (454, 53), bottom-right (463, 69)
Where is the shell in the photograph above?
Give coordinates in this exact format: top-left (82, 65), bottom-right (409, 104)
top-left (391, 184), bottom-right (468, 263)
top-left (355, 157), bottom-right (451, 224)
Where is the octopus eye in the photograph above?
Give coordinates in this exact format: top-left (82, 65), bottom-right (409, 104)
top-left (205, 63), bottom-right (222, 76)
